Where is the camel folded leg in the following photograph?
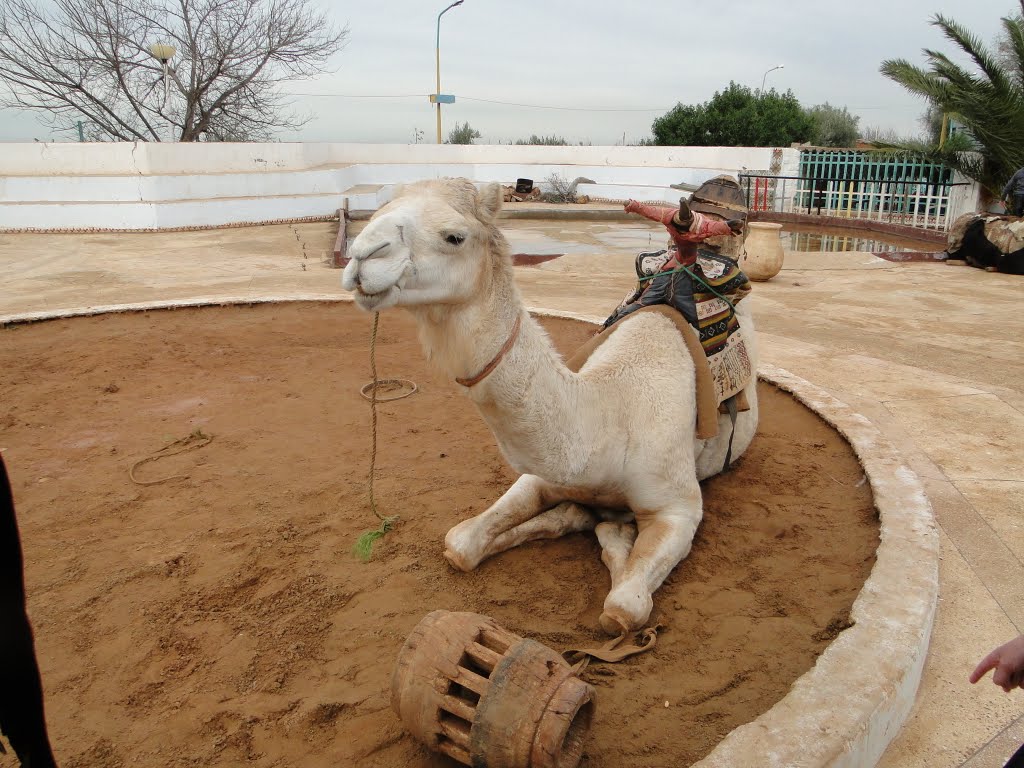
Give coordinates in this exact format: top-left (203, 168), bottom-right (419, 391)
top-left (598, 504), bottom-right (702, 635)
top-left (595, 521), bottom-right (638, 587)
top-left (478, 502), bottom-right (599, 561)
top-left (444, 474), bottom-right (565, 571)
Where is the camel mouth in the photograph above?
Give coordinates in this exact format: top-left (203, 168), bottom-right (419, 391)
top-left (353, 284), bottom-right (396, 310)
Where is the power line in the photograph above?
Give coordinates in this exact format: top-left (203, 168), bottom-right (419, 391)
top-left (291, 92), bottom-right (672, 112)
top-left (292, 92), bottom-right (427, 99)
top-left (459, 96), bottom-right (671, 112)
top-left (290, 91), bottom-right (914, 114)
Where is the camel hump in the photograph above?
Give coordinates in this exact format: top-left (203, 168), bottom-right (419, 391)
top-left (566, 307), bottom-right (721, 439)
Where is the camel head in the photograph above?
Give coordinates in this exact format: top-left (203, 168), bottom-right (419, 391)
top-left (342, 178), bottom-right (506, 311)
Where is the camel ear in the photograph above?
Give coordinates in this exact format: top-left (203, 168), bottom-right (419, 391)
top-left (476, 183), bottom-right (503, 222)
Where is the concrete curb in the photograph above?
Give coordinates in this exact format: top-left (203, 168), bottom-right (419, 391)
top-left (0, 298), bottom-right (939, 768)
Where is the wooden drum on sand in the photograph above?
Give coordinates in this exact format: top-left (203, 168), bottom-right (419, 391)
top-left (392, 610), bottom-right (596, 768)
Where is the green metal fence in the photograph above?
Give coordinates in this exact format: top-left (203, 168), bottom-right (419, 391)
top-left (740, 149), bottom-right (965, 231)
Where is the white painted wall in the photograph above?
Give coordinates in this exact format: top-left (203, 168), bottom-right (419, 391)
top-left (0, 142), bottom-right (777, 177)
top-left (946, 173), bottom-right (983, 224)
top-left (0, 142), bottom-right (790, 230)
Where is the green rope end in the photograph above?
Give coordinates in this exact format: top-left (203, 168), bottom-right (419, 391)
top-left (352, 516), bottom-right (399, 562)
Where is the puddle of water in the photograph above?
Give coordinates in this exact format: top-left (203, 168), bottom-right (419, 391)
top-left (511, 253), bottom-right (562, 266)
top-left (781, 225), bottom-right (938, 253)
top-left (346, 222), bottom-right (946, 267)
top-left (335, 250), bottom-right (563, 268)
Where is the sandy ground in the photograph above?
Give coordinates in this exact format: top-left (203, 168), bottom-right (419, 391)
top-left (0, 301), bottom-right (877, 767)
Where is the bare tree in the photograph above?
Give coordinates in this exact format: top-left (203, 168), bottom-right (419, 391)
top-left (0, 0), bottom-right (348, 141)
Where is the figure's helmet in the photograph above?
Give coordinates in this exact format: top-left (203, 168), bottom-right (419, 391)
top-left (688, 175), bottom-right (748, 260)
top-left (689, 175), bottom-right (749, 223)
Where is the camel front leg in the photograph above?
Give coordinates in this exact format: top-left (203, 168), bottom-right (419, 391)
top-left (598, 500), bottom-right (702, 635)
top-left (444, 474), bottom-right (564, 571)
top-left (595, 521), bottom-right (638, 589)
top-left (479, 502), bottom-right (598, 561)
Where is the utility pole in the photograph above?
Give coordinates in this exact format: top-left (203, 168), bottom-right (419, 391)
top-left (759, 64), bottom-right (784, 96)
top-left (433, 0), bottom-right (464, 144)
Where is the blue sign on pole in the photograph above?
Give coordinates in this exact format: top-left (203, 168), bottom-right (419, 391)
top-left (429, 94), bottom-right (456, 104)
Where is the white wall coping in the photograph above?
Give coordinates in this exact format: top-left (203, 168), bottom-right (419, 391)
top-left (0, 141), bottom-right (779, 177)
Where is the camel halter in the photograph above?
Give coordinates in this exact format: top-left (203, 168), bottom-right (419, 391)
top-left (455, 313), bottom-right (523, 388)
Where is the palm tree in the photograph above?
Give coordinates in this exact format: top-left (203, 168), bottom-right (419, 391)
top-left (879, 2), bottom-right (1024, 197)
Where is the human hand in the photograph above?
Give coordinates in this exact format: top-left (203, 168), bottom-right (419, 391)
top-left (727, 219), bottom-right (744, 235)
top-left (970, 635), bottom-right (1024, 692)
top-left (624, 199), bottom-right (640, 214)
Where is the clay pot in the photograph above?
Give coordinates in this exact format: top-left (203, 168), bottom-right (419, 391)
top-left (392, 610), bottom-right (595, 768)
top-left (741, 222), bottom-right (785, 281)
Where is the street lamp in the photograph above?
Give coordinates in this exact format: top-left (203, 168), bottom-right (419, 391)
top-left (434, 0), bottom-right (464, 144)
top-left (148, 43), bottom-right (177, 142)
top-left (760, 64), bottom-right (784, 96)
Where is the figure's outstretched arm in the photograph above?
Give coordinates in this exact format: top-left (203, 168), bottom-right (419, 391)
top-left (624, 200), bottom-right (676, 226)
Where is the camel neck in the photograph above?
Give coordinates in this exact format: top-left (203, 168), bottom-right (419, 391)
top-left (472, 313), bottom-right (593, 480)
top-left (455, 313), bottom-right (523, 388)
top-left (409, 256), bottom-right (589, 480)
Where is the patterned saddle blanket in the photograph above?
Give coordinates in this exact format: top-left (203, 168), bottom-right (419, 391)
top-left (602, 248), bottom-right (753, 405)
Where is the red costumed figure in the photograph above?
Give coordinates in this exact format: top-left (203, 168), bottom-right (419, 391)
top-left (624, 196), bottom-right (744, 268)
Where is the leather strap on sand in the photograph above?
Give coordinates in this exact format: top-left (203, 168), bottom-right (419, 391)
top-left (565, 305), bottom-right (721, 440)
top-left (563, 623), bottom-right (664, 673)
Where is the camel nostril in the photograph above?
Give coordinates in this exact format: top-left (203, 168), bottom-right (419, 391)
top-left (360, 241), bottom-right (391, 261)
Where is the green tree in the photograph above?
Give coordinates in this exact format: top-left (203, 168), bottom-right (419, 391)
top-left (514, 134), bottom-right (569, 145)
top-left (651, 82), bottom-right (813, 147)
top-left (879, 6), bottom-right (1024, 195)
top-left (918, 105), bottom-right (945, 145)
top-left (805, 103), bottom-right (860, 147)
top-left (446, 121), bottom-right (481, 145)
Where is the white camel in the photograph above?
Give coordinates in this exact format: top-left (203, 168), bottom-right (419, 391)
top-left (342, 178), bottom-right (759, 634)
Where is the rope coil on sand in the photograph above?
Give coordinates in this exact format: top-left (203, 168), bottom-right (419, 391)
top-left (359, 379), bottom-right (418, 402)
top-left (353, 312), bottom-right (418, 561)
top-left (129, 428), bottom-right (213, 486)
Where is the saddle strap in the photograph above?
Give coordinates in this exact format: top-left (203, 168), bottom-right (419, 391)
top-left (563, 623), bottom-right (664, 673)
top-left (722, 395), bottom-right (739, 472)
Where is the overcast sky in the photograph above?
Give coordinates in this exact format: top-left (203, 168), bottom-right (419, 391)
top-left (0, 0), bottom-right (1018, 144)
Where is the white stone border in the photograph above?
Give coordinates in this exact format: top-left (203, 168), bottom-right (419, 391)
top-left (1, 298), bottom-right (939, 768)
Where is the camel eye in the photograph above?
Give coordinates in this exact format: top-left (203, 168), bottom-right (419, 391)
top-left (445, 233), bottom-right (466, 246)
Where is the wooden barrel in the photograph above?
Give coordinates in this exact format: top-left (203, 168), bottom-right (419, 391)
top-left (392, 610), bottom-right (595, 768)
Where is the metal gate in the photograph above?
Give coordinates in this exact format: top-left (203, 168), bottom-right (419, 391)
top-left (740, 149), bottom-right (966, 231)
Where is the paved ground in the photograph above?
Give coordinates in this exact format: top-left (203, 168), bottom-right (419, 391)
top-left (1, 217), bottom-right (1022, 767)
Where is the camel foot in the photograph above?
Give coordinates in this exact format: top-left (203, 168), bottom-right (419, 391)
top-left (443, 546), bottom-right (476, 572)
top-left (599, 610), bottom-right (630, 636)
top-left (601, 581), bottom-right (654, 635)
top-left (443, 519), bottom-right (484, 572)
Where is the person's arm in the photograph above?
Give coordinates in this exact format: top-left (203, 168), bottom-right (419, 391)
top-left (1003, 169), bottom-right (1022, 200)
top-left (669, 213), bottom-right (740, 243)
top-left (970, 634), bottom-right (1024, 692)
top-left (624, 200), bottom-right (676, 227)
top-left (691, 216), bottom-right (736, 239)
